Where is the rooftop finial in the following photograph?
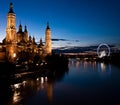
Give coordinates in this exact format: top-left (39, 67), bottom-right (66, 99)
top-left (39, 38), bottom-right (44, 46)
top-left (18, 23), bottom-right (22, 32)
top-left (40, 38), bottom-right (42, 44)
top-left (8, 2), bottom-right (14, 13)
top-left (24, 25), bottom-right (28, 32)
top-left (46, 22), bottom-right (50, 29)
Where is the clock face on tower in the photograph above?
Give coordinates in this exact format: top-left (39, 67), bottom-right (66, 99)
top-left (10, 26), bottom-right (14, 29)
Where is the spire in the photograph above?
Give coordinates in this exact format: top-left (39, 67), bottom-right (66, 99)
top-left (18, 24), bottom-right (22, 32)
top-left (39, 38), bottom-right (44, 46)
top-left (33, 36), bottom-right (35, 43)
top-left (24, 25), bottom-right (28, 32)
top-left (8, 2), bottom-right (14, 13)
top-left (46, 22), bottom-right (50, 29)
top-left (45, 21), bottom-right (52, 54)
top-left (29, 35), bottom-right (32, 42)
top-left (40, 38), bottom-right (42, 44)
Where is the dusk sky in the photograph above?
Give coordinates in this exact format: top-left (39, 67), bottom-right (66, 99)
top-left (0, 0), bottom-right (120, 48)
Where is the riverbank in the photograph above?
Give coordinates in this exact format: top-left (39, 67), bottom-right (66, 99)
top-left (67, 52), bottom-right (120, 68)
top-left (0, 53), bottom-right (69, 79)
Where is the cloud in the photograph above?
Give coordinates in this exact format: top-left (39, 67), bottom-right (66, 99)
top-left (67, 42), bottom-right (72, 44)
top-left (52, 38), bottom-right (81, 42)
top-left (75, 40), bottom-right (80, 42)
top-left (52, 38), bottom-right (68, 41)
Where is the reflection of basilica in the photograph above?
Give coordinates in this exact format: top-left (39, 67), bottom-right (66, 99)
top-left (5, 67), bottom-right (68, 105)
top-left (9, 76), bottom-right (53, 104)
top-left (0, 3), bottom-right (52, 62)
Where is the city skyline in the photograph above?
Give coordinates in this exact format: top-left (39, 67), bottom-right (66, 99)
top-left (0, 0), bottom-right (120, 48)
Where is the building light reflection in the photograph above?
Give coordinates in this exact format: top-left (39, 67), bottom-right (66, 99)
top-left (41, 77), bottom-right (44, 84)
top-left (13, 91), bottom-right (21, 103)
top-left (45, 77), bottom-right (48, 82)
top-left (36, 77), bottom-right (40, 81)
top-left (75, 61), bottom-right (80, 69)
top-left (100, 63), bottom-right (106, 71)
top-left (92, 61), bottom-right (96, 70)
top-left (9, 76), bottom-right (54, 104)
top-left (83, 61), bottom-right (88, 69)
top-left (47, 83), bottom-right (53, 102)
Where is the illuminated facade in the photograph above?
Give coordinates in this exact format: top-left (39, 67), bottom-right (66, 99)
top-left (0, 3), bottom-right (52, 62)
top-left (45, 22), bottom-right (52, 54)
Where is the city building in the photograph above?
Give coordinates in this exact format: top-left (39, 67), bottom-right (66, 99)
top-left (0, 2), bottom-right (52, 62)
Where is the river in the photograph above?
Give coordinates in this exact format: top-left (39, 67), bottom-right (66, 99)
top-left (0, 59), bottom-right (120, 105)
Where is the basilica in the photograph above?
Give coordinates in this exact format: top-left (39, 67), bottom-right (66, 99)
top-left (0, 3), bottom-right (52, 62)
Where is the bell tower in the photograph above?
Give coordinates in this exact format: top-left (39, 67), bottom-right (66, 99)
top-left (6, 2), bottom-right (16, 43)
top-left (45, 22), bottom-right (52, 55)
top-left (6, 2), bottom-right (17, 63)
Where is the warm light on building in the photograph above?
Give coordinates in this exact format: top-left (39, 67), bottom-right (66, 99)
top-left (0, 2), bottom-right (52, 62)
top-left (13, 53), bottom-right (16, 58)
top-left (45, 22), bottom-right (52, 55)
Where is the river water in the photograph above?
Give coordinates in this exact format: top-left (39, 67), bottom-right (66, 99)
top-left (0, 59), bottom-right (120, 105)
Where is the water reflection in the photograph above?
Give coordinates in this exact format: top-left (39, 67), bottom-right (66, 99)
top-left (97, 62), bottom-right (111, 75)
top-left (9, 77), bottom-right (53, 105)
top-left (6, 77), bottom-right (52, 105)
top-left (0, 59), bottom-right (117, 105)
top-left (0, 66), bottom-right (69, 105)
top-left (13, 91), bottom-right (21, 103)
top-left (69, 59), bottom-right (111, 75)
top-left (10, 77), bottom-right (50, 104)
top-left (100, 62), bottom-right (106, 71)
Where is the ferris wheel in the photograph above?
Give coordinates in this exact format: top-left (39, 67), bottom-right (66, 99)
top-left (97, 43), bottom-right (110, 58)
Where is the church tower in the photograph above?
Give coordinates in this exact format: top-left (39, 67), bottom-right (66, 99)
top-left (6, 3), bottom-right (17, 63)
top-left (45, 22), bottom-right (52, 54)
top-left (6, 2), bottom-right (16, 43)
top-left (24, 25), bottom-right (28, 42)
